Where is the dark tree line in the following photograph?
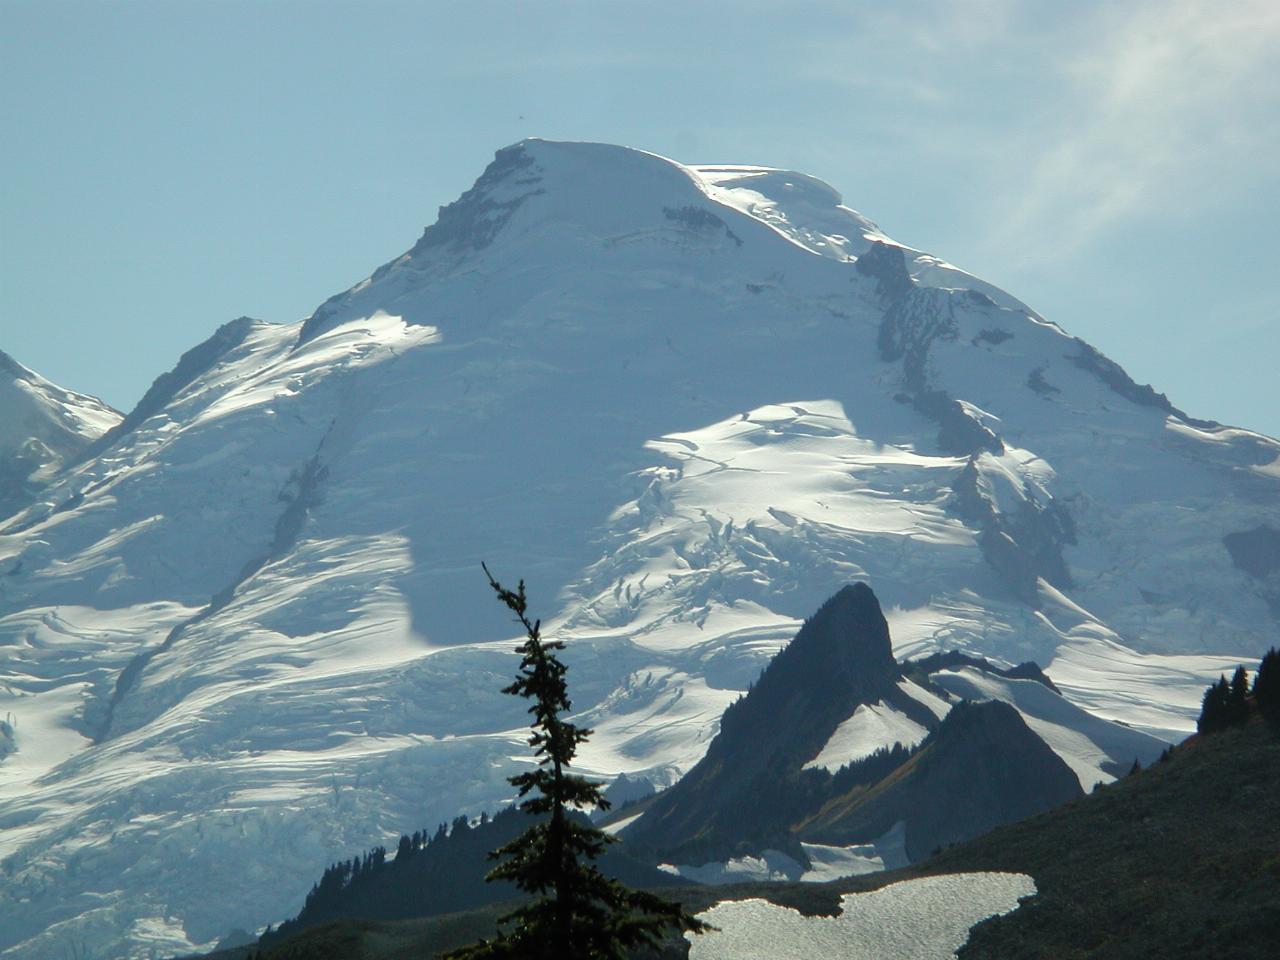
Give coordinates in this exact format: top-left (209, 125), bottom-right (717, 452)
top-left (830, 741), bottom-right (915, 794)
top-left (263, 813), bottom-right (502, 945)
top-left (1197, 648), bottom-right (1278, 734)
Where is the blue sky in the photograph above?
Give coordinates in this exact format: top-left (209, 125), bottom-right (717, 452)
top-left (3, 0), bottom-right (1277, 435)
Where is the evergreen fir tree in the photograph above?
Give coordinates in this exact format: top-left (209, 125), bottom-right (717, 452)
top-left (1254, 647), bottom-right (1279, 719)
top-left (1197, 675), bottom-right (1231, 734)
top-left (1227, 666), bottom-right (1251, 726)
top-left (444, 565), bottom-right (710, 960)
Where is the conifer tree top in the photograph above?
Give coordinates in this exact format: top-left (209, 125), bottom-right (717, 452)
top-left (443, 565), bottom-right (709, 960)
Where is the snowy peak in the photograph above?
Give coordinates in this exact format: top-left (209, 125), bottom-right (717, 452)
top-left (0, 349), bottom-right (120, 446)
top-left (298, 140), bottom-right (725, 343)
top-left (0, 349), bottom-right (120, 519)
top-left (625, 584), bottom-right (921, 858)
top-left (296, 138), bottom-right (892, 345)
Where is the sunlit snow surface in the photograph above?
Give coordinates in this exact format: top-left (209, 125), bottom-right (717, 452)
top-left (0, 139), bottom-right (1274, 958)
top-left (0, 351), bottom-right (119, 459)
top-left (803, 701), bottom-right (930, 771)
top-left (687, 872), bottom-right (1036, 960)
top-left (661, 823), bottom-right (909, 884)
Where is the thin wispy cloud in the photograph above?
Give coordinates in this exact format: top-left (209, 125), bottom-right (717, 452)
top-left (790, 1), bottom-right (1278, 266)
top-left (988, 0), bottom-right (1280, 264)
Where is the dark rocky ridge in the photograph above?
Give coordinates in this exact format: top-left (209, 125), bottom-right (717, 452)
top-left (624, 583), bottom-right (917, 859)
top-left (1069, 338), bottom-right (1218, 430)
top-left (904, 649), bottom-right (1060, 694)
top-left (864, 246), bottom-right (1079, 603)
top-left (854, 239), bottom-right (914, 299)
top-left (801, 699), bottom-right (1083, 860)
top-left (298, 144), bottom-right (545, 344)
top-left (868, 241), bottom-right (1004, 458)
top-left (624, 585), bottom-right (1083, 868)
top-left (951, 458), bottom-right (1076, 604)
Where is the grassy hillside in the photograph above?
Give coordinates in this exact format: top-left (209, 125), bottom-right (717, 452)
top-left (930, 716), bottom-right (1280, 959)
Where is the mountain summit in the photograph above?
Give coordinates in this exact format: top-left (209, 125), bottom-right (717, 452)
top-left (623, 583), bottom-right (931, 858)
top-left (0, 139), bottom-right (1275, 958)
top-left (0, 349), bottom-right (119, 518)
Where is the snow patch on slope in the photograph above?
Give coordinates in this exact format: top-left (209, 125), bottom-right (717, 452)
top-left (896, 678), bottom-right (953, 719)
top-left (799, 822), bottom-right (911, 881)
top-left (1047, 636), bottom-right (1249, 742)
top-left (658, 822), bottom-right (909, 885)
top-left (803, 702), bottom-right (930, 772)
top-left (688, 872), bottom-right (1036, 960)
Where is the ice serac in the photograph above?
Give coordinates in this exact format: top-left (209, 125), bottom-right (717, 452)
top-left (0, 138), bottom-right (1276, 958)
top-left (0, 350), bottom-right (120, 520)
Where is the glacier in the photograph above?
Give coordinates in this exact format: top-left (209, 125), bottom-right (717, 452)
top-left (0, 138), bottom-right (1276, 958)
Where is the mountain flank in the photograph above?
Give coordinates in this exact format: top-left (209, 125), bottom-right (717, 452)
top-left (800, 699), bottom-right (1081, 860)
top-left (6, 137), bottom-right (1278, 958)
top-left (190, 697), bottom-right (1279, 960)
top-left (622, 583), bottom-right (926, 859)
top-left (933, 717), bottom-right (1280, 959)
top-left (623, 584), bottom-right (1084, 866)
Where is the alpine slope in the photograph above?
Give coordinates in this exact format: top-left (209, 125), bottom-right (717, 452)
top-left (1, 139), bottom-right (1276, 958)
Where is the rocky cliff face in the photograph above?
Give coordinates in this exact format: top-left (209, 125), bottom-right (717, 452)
top-left (624, 584), bottom-right (928, 858)
top-left (625, 587), bottom-right (1089, 866)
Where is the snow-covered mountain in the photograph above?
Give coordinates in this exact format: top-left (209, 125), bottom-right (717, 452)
top-left (1, 138), bottom-right (1276, 958)
top-left (0, 350), bottom-right (120, 519)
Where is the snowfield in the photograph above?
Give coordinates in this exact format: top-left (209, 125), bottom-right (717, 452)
top-left (0, 139), bottom-right (1275, 957)
top-left (803, 700), bottom-right (930, 772)
top-left (687, 872), bottom-right (1036, 960)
